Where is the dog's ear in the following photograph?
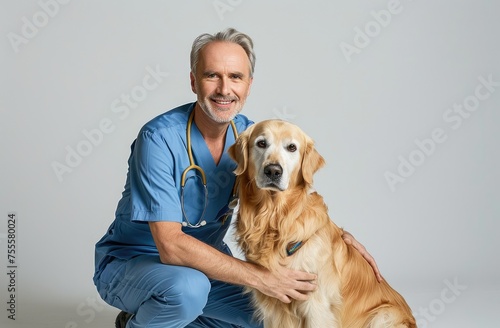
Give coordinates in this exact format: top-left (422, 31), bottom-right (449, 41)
top-left (301, 137), bottom-right (325, 185)
top-left (228, 124), bottom-right (255, 176)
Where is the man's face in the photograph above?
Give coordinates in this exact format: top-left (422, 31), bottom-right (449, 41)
top-left (190, 41), bottom-right (253, 123)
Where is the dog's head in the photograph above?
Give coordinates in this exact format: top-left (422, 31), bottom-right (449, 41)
top-left (229, 120), bottom-right (325, 192)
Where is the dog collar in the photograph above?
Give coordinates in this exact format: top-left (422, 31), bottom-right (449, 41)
top-left (286, 241), bottom-right (305, 256)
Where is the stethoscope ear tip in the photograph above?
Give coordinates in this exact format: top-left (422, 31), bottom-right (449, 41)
top-left (200, 220), bottom-right (207, 226)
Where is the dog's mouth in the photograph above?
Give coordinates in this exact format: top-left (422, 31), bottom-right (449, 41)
top-left (260, 181), bottom-right (285, 192)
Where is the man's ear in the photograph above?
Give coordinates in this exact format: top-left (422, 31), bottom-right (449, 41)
top-left (301, 137), bottom-right (325, 185)
top-left (228, 125), bottom-right (255, 176)
top-left (246, 77), bottom-right (253, 98)
top-left (190, 72), bottom-right (197, 94)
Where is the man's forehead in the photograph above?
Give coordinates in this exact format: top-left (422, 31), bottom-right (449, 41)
top-left (198, 41), bottom-right (250, 73)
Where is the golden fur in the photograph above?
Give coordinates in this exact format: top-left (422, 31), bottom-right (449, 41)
top-left (228, 120), bottom-right (416, 328)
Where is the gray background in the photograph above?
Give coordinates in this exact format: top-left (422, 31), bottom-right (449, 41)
top-left (1, 0), bottom-right (499, 327)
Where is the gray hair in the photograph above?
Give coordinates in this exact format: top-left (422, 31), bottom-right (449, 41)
top-left (190, 28), bottom-right (256, 78)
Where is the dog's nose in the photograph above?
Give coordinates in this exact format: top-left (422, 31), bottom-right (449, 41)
top-left (264, 164), bottom-right (283, 181)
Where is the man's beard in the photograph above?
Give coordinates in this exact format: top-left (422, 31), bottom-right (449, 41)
top-left (198, 94), bottom-right (243, 123)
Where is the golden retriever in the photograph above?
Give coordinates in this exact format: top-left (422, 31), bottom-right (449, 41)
top-left (228, 120), bottom-right (416, 328)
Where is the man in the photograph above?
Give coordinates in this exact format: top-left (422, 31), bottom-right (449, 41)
top-left (94, 28), bottom-right (381, 328)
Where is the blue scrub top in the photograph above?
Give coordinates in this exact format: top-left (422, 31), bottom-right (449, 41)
top-left (94, 102), bottom-right (253, 275)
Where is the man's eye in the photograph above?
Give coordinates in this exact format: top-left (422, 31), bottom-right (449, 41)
top-left (287, 144), bottom-right (297, 152)
top-left (257, 140), bottom-right (267, 148)
top-left (204, 72), bottom-right (218, 79)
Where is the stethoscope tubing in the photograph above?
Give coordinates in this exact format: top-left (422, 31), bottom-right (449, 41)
top-left (180, 110), bottom-right (238, 228)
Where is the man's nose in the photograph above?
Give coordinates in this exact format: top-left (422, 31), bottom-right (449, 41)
top-left (217, 76), bottom-right (230, 95)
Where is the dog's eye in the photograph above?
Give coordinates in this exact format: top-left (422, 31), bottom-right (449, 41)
top-left (257, 140), bottom-right (267, 148)
top-left (287, 144), bottom-right (297, 152)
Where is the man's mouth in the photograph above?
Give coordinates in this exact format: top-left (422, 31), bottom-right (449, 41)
top-left (211, 97), bottom-right (236, 107)
top-left (213, 99), bottom-right (233, 105)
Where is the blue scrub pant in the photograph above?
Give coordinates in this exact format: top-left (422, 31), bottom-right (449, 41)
top-left (95, 255), bottom-right (262, 328)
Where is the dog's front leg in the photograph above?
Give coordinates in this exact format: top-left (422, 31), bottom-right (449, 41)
top-left (304, 314), bottom-right (341, 328)
top-left (299, 297), bottom-right (342, 328)
top-left (303, 308), bottom-right (341, 328)
top-left (263, 313), bottom-right (303, 328)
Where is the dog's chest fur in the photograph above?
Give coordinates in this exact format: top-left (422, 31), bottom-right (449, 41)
top-left (236, 191), bottom-right (344, 327)
top-left (237, 191), bottom-right (330, 266)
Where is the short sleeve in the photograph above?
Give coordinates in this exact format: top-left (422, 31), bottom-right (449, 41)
top-left (129, 129), bottom-right (182, 223)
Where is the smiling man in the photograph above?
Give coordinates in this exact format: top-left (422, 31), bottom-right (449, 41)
top-left (93, 28), bottom-right (381, 328)
top-left (191, 40), bottom-right (252, 123)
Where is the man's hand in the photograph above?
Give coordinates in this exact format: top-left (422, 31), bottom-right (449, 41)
top-left (342, 230), bottom-right (384, 282)
top-left (253, 265), bottom-right (317, 303)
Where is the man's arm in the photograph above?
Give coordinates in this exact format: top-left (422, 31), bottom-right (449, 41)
top-left (149, 221), bottom-right (317, 303)
top-left (342, 229), bottom-right (384, 282)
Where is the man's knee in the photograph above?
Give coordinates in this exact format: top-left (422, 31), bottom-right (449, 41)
top-left (158, 269), bottom-right (211, 320)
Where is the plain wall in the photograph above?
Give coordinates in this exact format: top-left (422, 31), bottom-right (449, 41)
top-left (1, 1), bottom-right (499, 327)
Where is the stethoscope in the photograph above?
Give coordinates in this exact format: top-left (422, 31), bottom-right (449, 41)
top-left (180, 110), bottom-right (239, 228)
